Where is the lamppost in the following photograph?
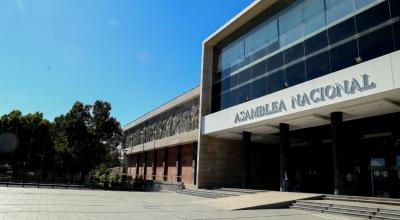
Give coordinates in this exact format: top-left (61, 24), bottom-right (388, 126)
top-left (122, 149), bottom-right (128, 175)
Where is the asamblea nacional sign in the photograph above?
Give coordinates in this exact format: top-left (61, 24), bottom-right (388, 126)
top-left (234, 74), bottom-right (376, 124)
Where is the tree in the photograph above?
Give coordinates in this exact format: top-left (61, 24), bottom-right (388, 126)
top-left (51, 100), bottom-right (122, 183)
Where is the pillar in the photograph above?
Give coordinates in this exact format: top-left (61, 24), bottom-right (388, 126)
top-left (192, 142), bottom-right (198, 185)
top-left (163, 148), bottom-right (168, 181)
top-left (331, 112), bottom-right (344, 195)
top-left (241, 131), bottom-right (251, 189)
top-left (152, 149), bottom-right (157, 180)
top-left (135, 154), bottom-right (140, 179)
top-left (176, 145), bottom-right (182, 182)
top-left (143, 152), bottom-right (148, 180)
top-left (280, 123), bottom-right (290, 192)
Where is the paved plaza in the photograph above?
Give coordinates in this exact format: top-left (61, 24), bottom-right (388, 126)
top-left (0, 187), bottom-right (362, 220)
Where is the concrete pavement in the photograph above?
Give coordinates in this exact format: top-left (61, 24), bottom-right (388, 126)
top-left (0, 187), bottom-right (362, 220)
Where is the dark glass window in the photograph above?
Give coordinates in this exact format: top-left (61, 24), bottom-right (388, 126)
top-left (237, 84), bottom-right (251, 104)
top-left (394, 22), bottom-right (400, 50)
top-left (358, 26), bottom-right (395, 62)
top-left (267, 52), bottom-right (284, 72)
top-left (356, 1), bottom-right (390, 33)
top-left (251, 76), bottom-right (267, 99)
top-left (221, 67), bottom-right (231, 79)
top-left (284, 61), bottom-right (306, 88)
top-left (230, 74), bottom-right (239, 89)
top-left (221, 89), bottom-right (238, 110)
top-left (330, 40), bottom-right (358, 72)
top-left (251, 60), bottom-right (267, 79)
top-left (220, 92), bottom-right (230, 110)
top-left (251, 48), bottom-right (267, 62)
top-left (305, 31), bottom-right (328, 55)
top-left (214, 71), bottom-right (221, 82)
top-left (306, 51), bottom-right (331, 80)
top-left (211, 95), bottom-right (221, 113)
top-left (390, 0), bottom-right (400, 18)
top-left (284, 42), bottom-right (304, 64)
top-left (328, 17), bottom-right (356, 44)
top-left (212, 81), bottom-right (221, 97)
top-left (266, 70), bottom-right (284, 94)
top-left (221, 78), bottom-right (231, 92)
top-left (267, 40), bottom-right (280, 54)
top-left (238, 67), bottom-right (251, 85)
top-left (229, 89), bottom-right (238, 108)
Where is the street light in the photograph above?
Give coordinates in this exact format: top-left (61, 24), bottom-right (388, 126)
top-left (122, 149), bottom-right (128, 175)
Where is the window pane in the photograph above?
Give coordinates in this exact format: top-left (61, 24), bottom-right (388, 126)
top-left (279, 4), bottom-right (304, 34)
top-left (284, 42), bottom-right (305, 64)
top-left (304, 0), bottom-right (325, 19)
top-left (220, 92), bottom-right (230, 110)
top-left (358, 26), bottom-right (395, 62)
top-left (237, 84), bottom-right (251, 104)
top-left (267, 70), bottom-right (284, 94)
top-left (305, 12), bottom-right (326, 34)
top-left (252, 60), bottom-right (267, 79)
top-left (267, 40), bottom-right (280, 54)
top-left (221, 40), bottom-right (244, 71)
top-left (221, 67), bottom-right (232, 79)
top-left (267, 52), bottom-right (284, 72)
top-left (394, 22), bottom-right (400, 50)
top-left (326, 0), bottom-right (355, 23)
top-left (306, 51), bottom-right (331, 80)
top-left (238, 67), bottom-right (251, 85)
top-left (230, 73), bottom-right (239, 89)
top-left (245, 25), bottom-right (267, 57)
top-left (329, 40), bottom-right (358, 72)
top-left (281, 24), bottom-right (304, 47)
top-left (251, 76), bottom-right (267, 99)
top-left (251, 48), bottom-right (267, 62)
top-left (356, 1), bottom-right (390, 33)
top-left (221, 78), bottom-right (231, 92)
top-left (284, 62), bottom-right (306, 87)
top-left (328, 17), bottom-right (356, 44)
top-left (356, 0), bottom-right (376, 9)
top-left (305, 30), bottom-right (328, 55)
top-left (211, 95), bottom-right (221, 113)
top-left (390, 0), bottom-right (400, 18)
top-left (212, 82), bottom-right (221, 97)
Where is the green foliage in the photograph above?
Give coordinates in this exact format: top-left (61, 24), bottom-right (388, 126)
top-left (0, 100), bottom-right (122, 183)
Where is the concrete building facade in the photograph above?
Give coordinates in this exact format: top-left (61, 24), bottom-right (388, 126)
top-left (124, 0), bottom-right (400, 197)
top-left (123, 87), bottom-right (199, 186)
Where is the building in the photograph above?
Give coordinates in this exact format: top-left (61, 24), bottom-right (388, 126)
top-left (123, 87), bottom-right (199, 186)
top-left (124, 0), bottom-right (400, 197)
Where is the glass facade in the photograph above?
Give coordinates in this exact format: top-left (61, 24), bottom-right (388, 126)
top-left (211, 0), bottom-right (400, 113)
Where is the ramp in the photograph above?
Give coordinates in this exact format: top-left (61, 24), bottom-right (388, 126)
top-left (194, 191), bottom-right (323, 210)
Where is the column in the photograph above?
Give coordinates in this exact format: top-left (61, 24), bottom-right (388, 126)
top-left (143, 152), bottom-right (148, 180)
top-left (241, 131), bottom-right (251, 189)
top-left (163, 148), bottom-right (168, 181)
top-left (176, 145), bottom-right (182, 182)
top-left (280, 123), bottom-right (289, 192)
top-left (152, 149), bottom-right (157, 180)
top-left (331, 112), bottom-right (344, 195)
top-left (135, 154), bottom-right (140, 179)
top-left (192, 142), bottom-right (198, 185)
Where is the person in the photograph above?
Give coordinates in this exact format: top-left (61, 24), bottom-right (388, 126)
top-left (282, 171), bottom-right (289, 192)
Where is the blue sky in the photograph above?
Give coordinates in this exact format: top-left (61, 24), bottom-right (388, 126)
top-left (0, 0), bottom-right (252, 125)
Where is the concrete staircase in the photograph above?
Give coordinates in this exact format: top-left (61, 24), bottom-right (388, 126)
top-left (177, 188), bottom-right (243, 198)
top-left (290, 199), bottom-right (400, 219)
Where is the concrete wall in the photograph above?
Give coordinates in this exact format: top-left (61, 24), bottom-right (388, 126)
top-left (197, 135), bottom-right (242, 188)
top-left (181, 144), bottom-right (194, 185)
